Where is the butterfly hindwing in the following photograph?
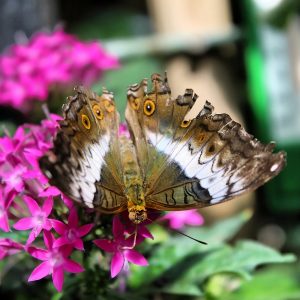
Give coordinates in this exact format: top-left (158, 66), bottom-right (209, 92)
top-left (126, 73), bottom-right (286, 210)
top-left (40, 87), bottom-right (127, 212)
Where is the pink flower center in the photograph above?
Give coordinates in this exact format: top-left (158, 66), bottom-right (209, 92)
top-left (33, 212), bottom-right (45, 227)
top-left (67, 228), bottom-right (77, 242)
top-left (8, 172), bottom-right (22, 186)
top-left (49, 250), bottom-right (64, 268)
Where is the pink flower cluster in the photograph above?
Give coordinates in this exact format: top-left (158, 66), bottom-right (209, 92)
top-left (0, 29), bottom-right (119, 112)
top-left (0, 115), bottom-right (93, 291)
top-left (0, 118), bottom-right (204, 292)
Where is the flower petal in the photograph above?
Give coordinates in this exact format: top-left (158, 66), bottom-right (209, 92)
top-left (124, 249), bottom-right (148, 266)
top-left (63, 259), bottom-right (84, 273)
top-left (51, 219), bottom-right (67, 235)
top-left (68, 207), bottom-right (78, 228)
top-left (43, 230), bottom-right (54, 250)
top-left (111, 251), bottom-right (124, 278)
top-left (24, 196), bottom-right (40, 215)
top-left (42, 197), bottom-right (53, 216)
top-left (28, 261), bottom-right (51, 281)
top-left (43, 219), bottom-right (52, 231)
top-left (0, 215), bottom-right (10, 232)
top-left (138, 226), bottom-right (154, 240)
top-left (27, 247), bottom-right (49, 261)
top-left (52, 266), bottom-right (64, 292)
top-left (73, 239), bottom-right (84, 251)
top-left (0, 251), bottom-right (7, 260)
top-left (27, 226), bottom-right (43, 245)
top-left (60, 245), bottom-right (73, 257)
top-left (53, 237), bottom-right (69, 248)
top-left (61, 194), bottom-right (74, 209)
top-left (77, 224), bottom-right (93, 237)
top-left (93, 239), bottom-right (115, 252)
top-left (113, 215), bottom-right (124, 239)
top-left (13, 217), bottom-right (34, 230)
top-left (39, 186), bottom-right (60, 197)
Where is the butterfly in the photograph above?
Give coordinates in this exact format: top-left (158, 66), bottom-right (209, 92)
top-left (40, 73), bottom-right (286, 224)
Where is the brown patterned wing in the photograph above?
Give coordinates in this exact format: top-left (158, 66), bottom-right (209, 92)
top-left (125, 73), bottom-right (286, 210)
top-left (40, 87), bottom-right (127, 213)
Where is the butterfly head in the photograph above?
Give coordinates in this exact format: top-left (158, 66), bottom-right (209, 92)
top-left (127, 194), bottom-right (147, 224)
top-left (128, 205), bottom-right (147, 224)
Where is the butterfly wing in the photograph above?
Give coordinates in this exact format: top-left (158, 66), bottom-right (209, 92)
top-left (40, 87), bottom-right (127, 213)
top-left (125, 73), bottom-right (286, 210)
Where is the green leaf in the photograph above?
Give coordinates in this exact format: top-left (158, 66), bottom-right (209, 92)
top-left (164, 240), bottom-right (295, 296)
top-left (221, 265), bottom-right (300, 300)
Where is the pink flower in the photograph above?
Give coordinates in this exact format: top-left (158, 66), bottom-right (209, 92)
top-left (13, 196), bottom-right (53, 244)
top-left (0, 114), bottom-right (61, 204)
top-left (52, 208), bottom-right (93, 250)
top-left (0, 29), bottom-right (119, 112)
top-left (94, 216), bottom-right (148, 278)
top-left (28, 231), bottom-right (84, 292)
top-left (3, 164), bottom-right (27, 193)
top-left (161, 210), bottom-right (204, 230)
top-left (0, 126), bottom-right (25, 163)
top-left (0, 190), bottom-right (15, 232)
top-left (0, 238), bottom-right (24, 260)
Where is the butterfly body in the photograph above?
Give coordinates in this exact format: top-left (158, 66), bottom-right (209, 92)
top-left (40, 74), bottom-right (286, 224)
top-left (119, 136), bottom-right (147, 223)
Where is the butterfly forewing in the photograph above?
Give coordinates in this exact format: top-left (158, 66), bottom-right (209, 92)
top-left (40, 87), bottom-right (127, 212)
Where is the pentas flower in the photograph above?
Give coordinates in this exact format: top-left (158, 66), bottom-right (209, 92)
top-left (94, 215), bottom-right (149, 278)
top-left (0, 126), bottom-right (26, 163)
top-left (4, 164), bottom-right (27, 194)
top-left (0, 113), bottom-right (61, 206)
top-left (13, 196), bottom-right (53, 245)
top-left (52, 207), bottom-right (93, 250)
top-left (28, 231), bottom-right (84, 292)
top-left (0, 238), bottom-right (24, 260)
top-left (0, 29), bottom-right (119, 112)
top-left (161, 209), bottom-right (204, 230)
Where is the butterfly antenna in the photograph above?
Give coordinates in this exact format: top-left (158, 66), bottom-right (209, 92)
top-left (147, 216), bottom-right (207, 245)
top-left (171, 228), bottom-right (207, 245)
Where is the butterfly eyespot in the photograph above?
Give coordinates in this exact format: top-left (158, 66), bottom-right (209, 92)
top-left (180, 119), bottom-right (192, 128)
top-left (81, 114), bottom-right (91, 129)
top-left (143, 100), bottom-right (155, 116)
top-left (103, 100), bottom-right (115, 113)
top-left (130, 98), bottom-right (140, 110)
top-left (92, 105), bottom-right (103, 120)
